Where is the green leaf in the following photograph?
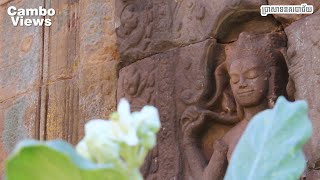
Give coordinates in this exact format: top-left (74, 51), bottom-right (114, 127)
top-left (6, 140), bottom-right (127, 180)
top-left (225, 96), bottom-right (312, 180)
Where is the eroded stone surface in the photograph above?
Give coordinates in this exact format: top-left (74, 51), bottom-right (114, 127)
top-left (285, 10), bottom-right (320, 178)
top-left (0, 0), bottom-right (43, 171)
top-left (0, 0), bottom-right (120, 171)
top-left (0, 91), bottom-right (40, 173)
top-left (78, 0), bottom-right (119, 141)
top-left (45, 0), bottom-right (119, 145)
top-left (0, 1), bottom-right (42, 102)
top-left (118, 48), bottom-right (179, 180)
top-left (115, 0), bottom-right (283, 64)
top-left (268, 0), bottom-right (320, 27)
top-left (118, 39), bottom-right (227, 179)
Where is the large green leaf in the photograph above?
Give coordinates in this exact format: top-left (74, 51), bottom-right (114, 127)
top-left (225, 96), bottom-right (312, 180)
top-left (6, 140), bottom-right (127, 180)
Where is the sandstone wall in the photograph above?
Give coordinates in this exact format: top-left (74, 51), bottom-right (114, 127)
top-left (115, 0), bottom-right (320, 179)
top-left (0, 0), bottom-right (319, 179)
top-left (0, 0), bottom-right (119, 171)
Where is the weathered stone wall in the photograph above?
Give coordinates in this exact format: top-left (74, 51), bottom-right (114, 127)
top-left (285, 10), bottom-right (320, 178)
top-left (0, 0), bottom-right (43, 172)
top-left (116, 0), bottom-right (320, 179)
top-left (0, 0), bottom-right (319, 179)
top-left (0, 0), bottom-right (119, 172)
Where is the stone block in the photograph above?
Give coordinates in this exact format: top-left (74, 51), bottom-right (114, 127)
top-left (285, 10), bottom-right (320, 178)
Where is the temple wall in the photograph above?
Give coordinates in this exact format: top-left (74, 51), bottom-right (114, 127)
top-left (0, 0), bottom-right (319, 179)
top-left (0, 0), bottom-right (119, 171)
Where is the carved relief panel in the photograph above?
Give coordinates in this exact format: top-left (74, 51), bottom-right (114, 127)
top-left (115, 0), bottom-right (272, 64)
top-left (116, 0), bottom-right (320, 179)
top-left (118, 52), bottom-right (179, 179)
top-left (117, 40), bottom-right (216, 179)
top-left (180, 32), bottom-right (289, 179)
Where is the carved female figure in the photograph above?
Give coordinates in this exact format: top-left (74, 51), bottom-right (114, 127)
top-left (181, 32), bottom-right (289, 179)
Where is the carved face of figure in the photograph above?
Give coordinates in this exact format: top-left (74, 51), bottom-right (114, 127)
top-left (229, 55), bottom-right (270, 107)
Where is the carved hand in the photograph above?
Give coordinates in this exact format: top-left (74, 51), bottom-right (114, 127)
top-left (181, 106), bottom-right (239, 141)
top-left (181, 106), bottom-right (207, 139)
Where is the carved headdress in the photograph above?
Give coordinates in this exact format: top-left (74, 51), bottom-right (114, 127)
top-left (226, 31), bottom-right (287, 69)
top-left (207, 31), bottom-right (289, 120)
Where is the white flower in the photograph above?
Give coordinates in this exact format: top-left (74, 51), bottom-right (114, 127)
top-left (112, 99), bottom-right (161, 147)
top-left (77, 119), bottom-right (120, 164)
top-left (113, 99), bottom-right (161, 146)
top-left (76, 98), bottom-right (161, 166)
top-left (134, 106), bottom-right (160, 148)
top-left (139, 106), bottom-right (160, 133)
top-left (84, 119), bottom-right (116, 140)
top-left (139, 131), bottom-right (156, 149)
top-left (110, 99), bottom-right (141, 146)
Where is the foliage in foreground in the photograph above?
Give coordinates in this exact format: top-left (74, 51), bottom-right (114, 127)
top-left (5, 97), bottom-right (312, 180)
top-left (225, 96), bottom-right (312, 180)
top-left (6, 140), bottom-right (127, 179)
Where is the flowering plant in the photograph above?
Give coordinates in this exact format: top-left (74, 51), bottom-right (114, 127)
top-left (76, 99), bottom-right (160, 179)
top-left (6, 99), bottom-right (160, 180)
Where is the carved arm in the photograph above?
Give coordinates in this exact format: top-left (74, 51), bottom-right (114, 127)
top-left (181, 106), bottom-right (235, 180)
